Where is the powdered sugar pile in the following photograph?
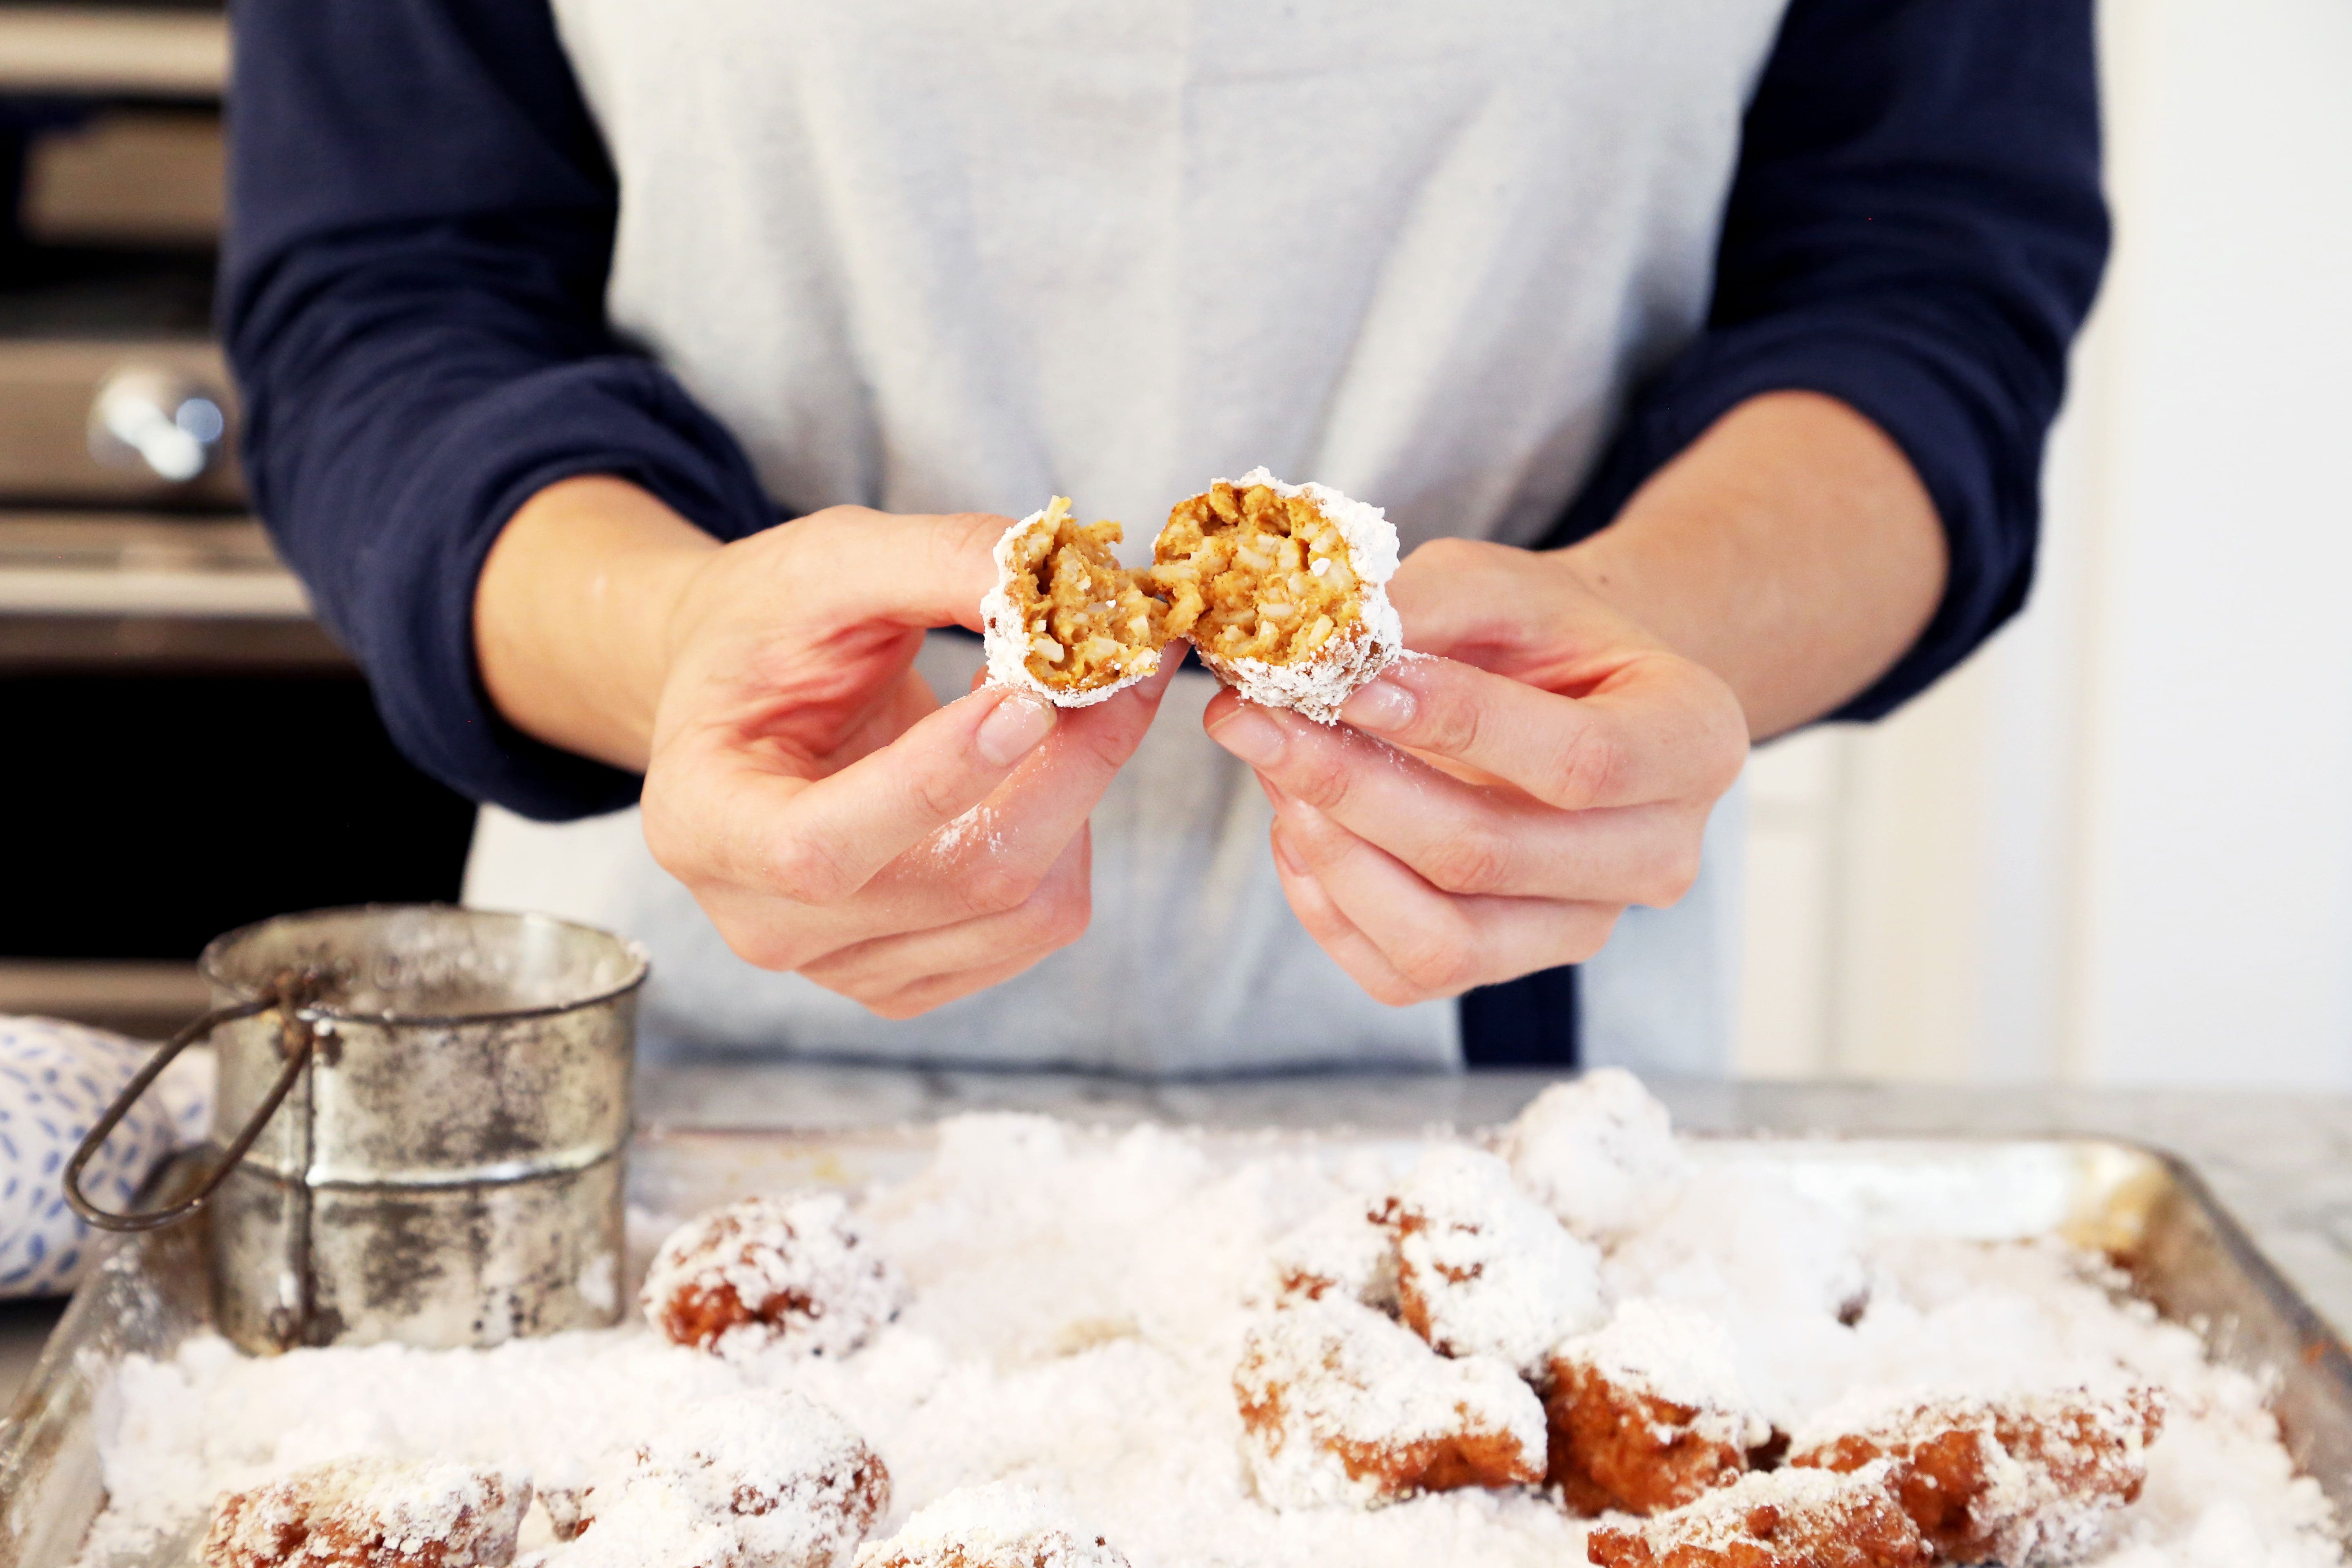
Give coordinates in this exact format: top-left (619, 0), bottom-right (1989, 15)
top-left (855, 1481), bottom-right (1130, 1568)
top-left (1500, 1069), bottom-right (1686, 1243)
top-left (77, 1096), bottom-right (2346, 1568)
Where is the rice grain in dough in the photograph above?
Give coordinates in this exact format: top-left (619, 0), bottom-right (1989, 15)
top-left (979, 498), bottom-right (1172, 708)
top-left (1150, 468), bottom-right (1404, 724)
top-left (978, 471), bottom-right (1405, 722)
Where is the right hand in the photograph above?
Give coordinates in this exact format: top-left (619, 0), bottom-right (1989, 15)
top-left (640, 502), bottom-right (1175, 1018)
top-left (479, 477), bottom-right (1172, 1020)
top-left (640, 503), bottom-right (1175, 1018)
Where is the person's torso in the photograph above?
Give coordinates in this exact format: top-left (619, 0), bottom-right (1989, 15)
top-left (495, 0), bottom-right (1783, 1073)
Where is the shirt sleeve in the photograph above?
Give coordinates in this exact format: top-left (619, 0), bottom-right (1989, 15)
top-left (1543, 0), bottom-right (2109, 720)
top-left (223, 0), bottom-right (777, 820)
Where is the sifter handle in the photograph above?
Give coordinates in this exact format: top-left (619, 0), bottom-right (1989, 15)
top-left (63, 973), bottom-right (324, 1233)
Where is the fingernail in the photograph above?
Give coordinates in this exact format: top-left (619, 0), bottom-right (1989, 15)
top-left (976, 691), bottom-right (1056, 765)
top-left (1210, 706), bottom-right (1286, 767)
top-left (1342, 677), bottom-right (1415, 733)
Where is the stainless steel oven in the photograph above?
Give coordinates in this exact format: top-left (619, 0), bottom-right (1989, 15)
top-left (1, 7), bottom-right (475, 1038)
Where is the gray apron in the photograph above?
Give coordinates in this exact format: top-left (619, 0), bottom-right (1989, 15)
top-left (466, 0), bottom-right (1783, 1074)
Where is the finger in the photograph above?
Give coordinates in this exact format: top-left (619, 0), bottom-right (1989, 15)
top-left (852, 653), bottom-right (1178, 926)
top-left (1334, 654), bottom-right (1745, 810)
top-left (1273, 799), bottom-right (1621, 997)
top-left (649, 680), bottom-right (1058, 908)
top-left (785, 509), bottom-right (1016, 634)
top-left (797, 830), bottom-right (1091, 999)
top-left (1220, 699), bottom-right (1704, 902)
top-left (859, 949), bottom-right (1064, 1022)
top-left (1265, 834), bottom-right (1426, 1008)
top-left (681, 658), bottom-right (1178, 967)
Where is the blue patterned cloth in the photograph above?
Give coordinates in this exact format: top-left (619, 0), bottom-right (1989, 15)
top-left (0, 1017), bottom-right (212, 1297)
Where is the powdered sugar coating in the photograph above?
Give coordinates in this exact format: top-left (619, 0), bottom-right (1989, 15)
top-left (1792, 1385), bottom-right (2164, 1565)
top-left (1183, 469), bottom-right (1404, 724)
top-left (1588, 1461), bottom-right (1930, 1568)
top-left (202, 1458), bottom-right (529, 1568)
top-left (1542, 1299), bottom-right (1772, 1517)
top-left (853, 1483), bottom-right (1128, 1568)
top-left (642, 1191), bottom-right (908, 1361)
top-left (979, 507), bottom-right (1161, 710)
top-left (561, 1390), bottom-right (887, 1568)
top-left (1233, 1296), bottom-right (1546, 1510)
top-left (1390, 1144), bottom-right (1606, 1375)
top-left (80, 1107), bottom-right (2349, 1568)
top-left (1605, 1169), bottom-right (1873, 1426)
top-left (1555, 1299), bottom-right (1771, 1454)
top-left (1497, 1069), bottom-right (1688, 1244)
top-left (1260, 1193), bottom-right (1401, 1311)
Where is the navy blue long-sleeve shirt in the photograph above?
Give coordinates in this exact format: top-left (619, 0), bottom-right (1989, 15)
top-left (223, 0), bottom-right (2105, 1065)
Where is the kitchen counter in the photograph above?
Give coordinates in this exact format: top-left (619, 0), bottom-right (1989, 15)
top-left (9, 1067), bottom-right (2351, 1408)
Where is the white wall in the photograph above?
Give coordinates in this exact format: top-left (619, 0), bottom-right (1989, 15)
top-left (1734, 0), bottom-right (2352, 1089)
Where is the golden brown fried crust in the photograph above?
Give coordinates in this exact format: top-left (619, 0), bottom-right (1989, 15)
top-left (1788, 1389), bottom-right (2163, 1562)
top-left (648, 1205), bottom-right (817, 1352)
top-left (202, 1472), bottom-right (523, 1568)
top-left (1002, 500), bottom-right (1172, 693)
top-left (1545, 1360), bottom-right (1750, 1517)
top-left (538, 1486), bottom-right (589, 1542)
top-left (654, 1274), bottom-right (802, 1352)
top-left (1233, 1374), bottom-right (1542, 1499)
top-left (1585, 1483), bottom-right (1931, 1568)
top-left (1149, 481), bottom-right (1367, 668)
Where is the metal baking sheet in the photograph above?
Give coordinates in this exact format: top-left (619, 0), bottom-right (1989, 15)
top-left (3, 1129), bottom-right (2347, 1566)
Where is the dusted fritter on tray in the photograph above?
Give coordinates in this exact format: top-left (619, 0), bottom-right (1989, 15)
top-left (641, 1190), bottom-right (907, 1361)
top-left (978, 469), bottom-right (1403, 722)
top-left (979, 497), bottom-right (1173, 707)
top-left (555, 1391), bottom-right (888, 1568)
top-left (201, 1458), bottom-right (530, 1568)
top-left (1543, 1299), bottom-right (1773, 1517)
top-left (1585, 1462), bottom-right (1931, 1568)
top-left (1149, 468), bottom-right (1403, 723)
top-left (1789, 1387), bottom-right (2165, 1566)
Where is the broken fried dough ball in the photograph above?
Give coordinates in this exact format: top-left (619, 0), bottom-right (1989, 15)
top-left (642, 1190), bottom-right (908, 1361)
top-left (1233, 1294), bottom-right (1546, 1510)
top-left (980, 497), bottom-right (1173, 706)
top-left (563, 1390), bottom-right (888, 1568)
top-left (201, 1458), bottom-right (530, 1568)
top-left (1149, 468), bottom-right (1403, 723)
top-left (1546, 1299), bottom-right (1772, 1517)
top-left (1585, 1462), bottom-right (1931, 1568)
top-left (1789, 1387), bottom-right (2164, 1566)
top-left (853, 1482), bottom-right (1131, 1568)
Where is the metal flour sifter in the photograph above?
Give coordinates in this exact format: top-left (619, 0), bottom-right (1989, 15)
top-left (64, 904), bottom-right (646, 1353)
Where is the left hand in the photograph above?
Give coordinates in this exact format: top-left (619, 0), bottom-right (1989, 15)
top-left (1202, 537), bottom-right (1749, 1006)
